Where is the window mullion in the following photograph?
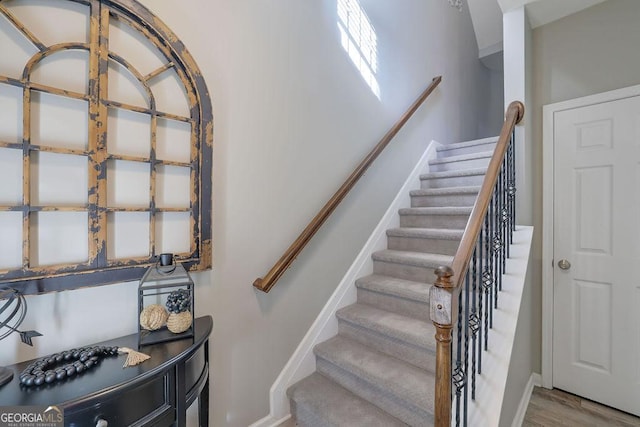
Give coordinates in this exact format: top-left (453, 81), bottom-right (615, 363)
top-left (22, 87), bottom-right (31, 270)
top-left (87, 1), bottom-right (110, 268)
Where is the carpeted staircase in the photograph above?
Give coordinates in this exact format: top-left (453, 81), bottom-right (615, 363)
top-left (287, 136), bottom-right (498, 426)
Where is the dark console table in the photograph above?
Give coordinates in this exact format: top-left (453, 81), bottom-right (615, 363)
top-left (0, 315), bottom-right (212, 427)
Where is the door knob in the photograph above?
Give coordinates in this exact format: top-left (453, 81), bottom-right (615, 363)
top-left (558, 259), bottom-right (571, 270)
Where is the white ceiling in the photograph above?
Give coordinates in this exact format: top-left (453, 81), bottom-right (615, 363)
top-left (468, 0), bottom-right (609, 59)
top-left (503, 0), bottom-right (609, 28)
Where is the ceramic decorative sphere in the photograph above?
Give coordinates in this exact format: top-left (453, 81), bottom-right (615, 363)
top-left (140, 304), bottom-right (169, 331)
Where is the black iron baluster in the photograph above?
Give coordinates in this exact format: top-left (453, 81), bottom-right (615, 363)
top-left (498, 166), bottom-right (504, 293)
top-left (493, 185), bottom-right (500, 309)
top-left (507, 135), bottom-right (515, 245)
top-left (463, 268), bottom-right (470, 427)
top-left (478, 221), bottom-right (485, 371)
top-left (470, 244), bottom-right (479, 399)
top-left (501, 160), bottom-right (507, 278)
top-left (453, 289), bottom-right (465, 427)
top-left (511, 130), bottom-right (516, 234)
top-left (483, 211), bottom-right (492, 350)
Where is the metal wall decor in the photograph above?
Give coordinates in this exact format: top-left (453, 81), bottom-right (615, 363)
top-left (0, 0), bottom-right (213, 295)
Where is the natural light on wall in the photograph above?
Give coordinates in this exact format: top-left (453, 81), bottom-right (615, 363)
top-left (337, 0), bottom-right (380, 99)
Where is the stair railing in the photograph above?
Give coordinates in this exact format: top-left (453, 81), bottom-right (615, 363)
top-left (254, 76), bottom-right (443, 293)
top-left (430, 101), bottom-right (524, 427)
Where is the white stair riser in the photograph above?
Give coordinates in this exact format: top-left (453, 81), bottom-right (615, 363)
top-left (411, 193), bottom-right (477, 207)
top-left (387, 235), bottom-right (460, 255)
top-left (420, 174), bottom-right (484, 189)
top-left (337, 321), bottom-right (435, 371)
top-left (429, 157), bottom-right (491, 172)
top-left (356, 287), bottom-right (431, 322)
top-left (400, 213), bottom-right (469, 229)
top-left (437, 142), bottom-right (496, 158)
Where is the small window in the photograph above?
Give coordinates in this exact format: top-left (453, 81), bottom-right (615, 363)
top-left (337, 0), bottom-right (380, 98)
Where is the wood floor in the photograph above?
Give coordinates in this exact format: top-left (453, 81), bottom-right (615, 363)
top-left (523, 387), bottom-right (640, 426)
top-left (282, 386), bottom-right (640, 426)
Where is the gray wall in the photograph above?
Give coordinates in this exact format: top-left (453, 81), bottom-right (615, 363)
top-left (504, 0), bottom-right (640, 422)
top-left (0, 1), bottom-right (497, 426)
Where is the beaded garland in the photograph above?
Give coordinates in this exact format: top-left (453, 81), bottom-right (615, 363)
top-left (19, 345), bottom-right (119, 387)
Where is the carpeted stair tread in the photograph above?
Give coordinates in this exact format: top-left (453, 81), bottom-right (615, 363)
top-left (355, 274), bottom-right (431, 303)
top-left (410, 186), bottom-right (480, 197)
top-left (386, 227), bottom-right (463, 240)
top-left (398, 206), bottom-right (472, 216)
top-left (428, 150), bottom-right (493, 165)
top-left (314, 336), bottom-right (435, 416)
top-left (287, 372), bottom-right (408, 427)
top-left (372, 250), bottom-right (453, 269)
top-left (288, 136), bottom-right (492, 426)
top-left (436, 136), bottom-right (498, 153)
top-left (420, 167), bottom-right (487, 180)
top-left (336, 303), bottom-right (436, 351)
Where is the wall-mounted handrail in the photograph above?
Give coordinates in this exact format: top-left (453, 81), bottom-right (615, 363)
top-left (254, 76), bottom-right (442, 293)
top-left (430, 100), bottom-right (524, 426)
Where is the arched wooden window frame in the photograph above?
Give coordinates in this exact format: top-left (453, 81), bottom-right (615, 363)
top-left (0, 0), bottom-right (213, 295)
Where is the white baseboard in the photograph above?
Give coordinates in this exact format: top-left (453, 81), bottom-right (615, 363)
top-left (249, 141), bottom-right (441, 426)
top-left (511, 372), bottom-right (542, 427)
top-left (248, 414), bottom-right (291, 427)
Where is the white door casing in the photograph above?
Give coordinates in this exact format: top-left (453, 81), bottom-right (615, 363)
top-left (542, 86), bottom-right (640, 415)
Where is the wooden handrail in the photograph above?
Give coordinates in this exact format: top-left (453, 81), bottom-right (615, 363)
top-left (254, 76), bottom-right (443, 293)
top-left (430, 100), bottom-right (524, 427)
top-left (442, 100), bottom-right (523, 290)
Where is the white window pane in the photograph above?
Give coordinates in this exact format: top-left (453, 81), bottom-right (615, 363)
top-left (0, 83), bottom-right (22, 144)
top-left (0, 148), bottom-right (22, 205)
top-left (107, 212), bottom-right (149, 260)
top-left (31, 152), bottom-right (87, 206)
top-left (108, 60), bottom-right (149, 108)
top-left (149, 68), bottom-right (190, 118)
top-left (30, 211), bottom-right (88, 266)
top-left (156, 165), bottom-right (190, 209)
top-left (31, 49), bottom-right (89, 95)
top-left (107, 160), bottom-right (150, 208)
top-left (31, 92), bottom-right (88, 150)
top-left (156, 118), bottom-right (191, 163)
top-left (5, 0), bottom-right (89, 46)
top-left (0, 212), bottom-right (22, 269)
top-left (107, 108), bottom-right (151, 157)
top-left (156, 212), bottom-right (190, 255)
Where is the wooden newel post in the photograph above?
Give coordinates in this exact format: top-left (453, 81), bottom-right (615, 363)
top-left (434, 322), bottom-right (453, 427)
top-left (431, 265), bottom-right (455, 427)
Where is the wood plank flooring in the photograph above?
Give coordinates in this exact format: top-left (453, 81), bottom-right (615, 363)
top-left (523, 387), bottom-right (640, 426)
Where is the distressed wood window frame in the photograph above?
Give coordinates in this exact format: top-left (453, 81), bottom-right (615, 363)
top-left (0, 0), bottom-right (213, 295)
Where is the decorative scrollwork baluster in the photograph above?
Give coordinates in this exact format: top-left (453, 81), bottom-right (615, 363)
top-left (463, 268), bottom-right (470, 426)
top-left (452, 359), bottom-right (466, 427)
top-left (478, 221), bottom-right (485, 373)
top-left (454, 288), bottom-right (464, 427)
top-left (470, 244), bottom-right (479, 399)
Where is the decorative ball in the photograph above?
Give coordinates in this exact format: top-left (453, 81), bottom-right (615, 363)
top-left (140, 304), bottom-right (169, 331)
top-left (166, 289), bottom-right (191, 314)
top-left (167, 311), bottom-right (192, 334)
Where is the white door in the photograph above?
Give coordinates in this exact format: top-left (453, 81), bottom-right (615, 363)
top-left (553, 95), bottom-right (640, 415)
